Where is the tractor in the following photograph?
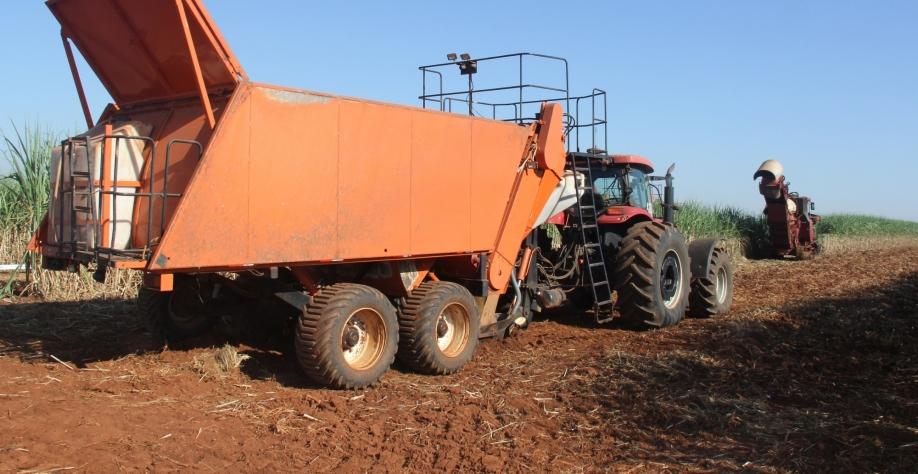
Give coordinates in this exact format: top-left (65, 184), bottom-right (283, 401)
top-left (420, 54), bottom-right (734, 329)
top-left (526, 151), bottom-right (734, 327)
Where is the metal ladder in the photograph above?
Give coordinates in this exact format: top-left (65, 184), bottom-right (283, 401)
top-left (569, 152), bottom-right (615, 323)
top-left (65, 138), bottom-right (99, 254)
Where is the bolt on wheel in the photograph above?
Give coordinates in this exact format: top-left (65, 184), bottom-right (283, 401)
top-left (340, 308), bottom-right (387, 371)
top-left (435, 302), bottom-right (471, 358)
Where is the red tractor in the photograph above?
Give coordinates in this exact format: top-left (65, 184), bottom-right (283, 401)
top-left (754, 160), bottom-right (821, 259)
top-left (422, 53), bottom-right (735, 330)
top-left (530, 151), bottom-right (734, 327)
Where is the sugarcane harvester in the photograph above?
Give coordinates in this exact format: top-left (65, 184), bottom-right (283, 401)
top-left (754, 160), bottom-right (820, 259)
top-left (31, 0), bottom-right (733, 389)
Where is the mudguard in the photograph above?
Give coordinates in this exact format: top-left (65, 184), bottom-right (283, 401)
top-left (688, 238), bottom-right (719, 279)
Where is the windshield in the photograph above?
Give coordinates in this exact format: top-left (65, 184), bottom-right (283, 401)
top-left (592, 167), bottom-right (652, 213)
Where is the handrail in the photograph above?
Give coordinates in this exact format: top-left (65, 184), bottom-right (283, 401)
top-left (50, 132), bottom-right (200, 265)
top-left (418, 52), bottom-right (608, 154)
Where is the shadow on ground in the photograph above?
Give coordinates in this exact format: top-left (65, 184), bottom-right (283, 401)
top-left (0, 294), bottom-right (430, 389)
top-left (567, 271), bottom-right (918, 471)
top-left (0, 295), bottom-right (300, 373)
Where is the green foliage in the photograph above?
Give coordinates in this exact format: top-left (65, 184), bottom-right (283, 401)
top-left (1, 123), bottom-right (57, 232)
top-left (816, 214), bottom-right (918, 236)
top-left (673, 202), bottom-right (918, 243)
top-left (675, 201), bottom-right (768, 241)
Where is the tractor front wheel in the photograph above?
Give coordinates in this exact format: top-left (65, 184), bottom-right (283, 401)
top-left (613, 221), bottom-right (690, 328)
top-left (294, 283), bottom-right (398, 389)
top-left (688, 246), bottom-right (733, 317)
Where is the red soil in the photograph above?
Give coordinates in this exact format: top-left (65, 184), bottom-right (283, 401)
top-left (1, 246), bottom-right (916, 472)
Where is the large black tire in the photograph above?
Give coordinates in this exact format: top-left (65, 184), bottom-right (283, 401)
top-left (613, 221), bottom-right (691, 328)
top-left (688, 247), bottom-right (733, 318)
top-left (397, 281), bottom-right (480, 375)
top-left (138, 275), bottom-right (218, 346)
top-left (294, 283), bottom-right (398, 389)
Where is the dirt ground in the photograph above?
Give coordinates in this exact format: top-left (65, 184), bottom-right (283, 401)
top-left (1, 246), bottom-right (916, 473)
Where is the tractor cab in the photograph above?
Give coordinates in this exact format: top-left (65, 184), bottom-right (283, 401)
top-left (582, 153), bottom-right (657, 225)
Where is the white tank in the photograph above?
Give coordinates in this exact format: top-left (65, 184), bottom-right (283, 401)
top-left (48, 121), bottom-right (151, 251)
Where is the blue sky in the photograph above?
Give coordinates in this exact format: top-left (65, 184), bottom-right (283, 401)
top-left (1, 1), bottom-right (916, 220)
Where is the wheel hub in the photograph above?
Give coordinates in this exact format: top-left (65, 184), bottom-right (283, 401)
top-left (436, 303), bottom-right (470, 357)
top-left (343, 324), bottom-right (362, 350)
top-left (340, 308), bottom-right (385, 371)
top-left (660, 250), bottom-right (683, 308)
top-left (715, 266), bottom-right (728, 304)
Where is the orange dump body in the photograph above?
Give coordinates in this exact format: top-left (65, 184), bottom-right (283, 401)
top-left (36, 0), bottom-right (567, 298)
top-left (152, 83), bottom-right (537, 270)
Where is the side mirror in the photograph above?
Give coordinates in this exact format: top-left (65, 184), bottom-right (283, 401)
top-left (665, 163), bottom-right (676, 176)
top-left (810, 202), bottom-right (815, 211)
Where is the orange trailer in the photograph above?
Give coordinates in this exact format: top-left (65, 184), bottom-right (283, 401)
top-left (34, 0), bottom-right (570, 388)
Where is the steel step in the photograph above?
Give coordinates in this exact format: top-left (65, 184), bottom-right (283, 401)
top-left (596, 313), bottom-right (616, 324)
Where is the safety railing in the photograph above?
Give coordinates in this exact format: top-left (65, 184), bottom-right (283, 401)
top-left (418, 52), bottom-right (608, 153)
top-left (51, 129), bottom-right (200, 265)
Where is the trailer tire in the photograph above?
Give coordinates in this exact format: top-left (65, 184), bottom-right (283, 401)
top-left (613, 221), bottom-right (690, 328)
top-left (138, 275), bottom-right (218, 346)
top-left (295, 283), bottom-right (398, 389)
top-left (397, 282), bottom-right (480, 375)
top-left (688, 247), bottom-right (733, 317)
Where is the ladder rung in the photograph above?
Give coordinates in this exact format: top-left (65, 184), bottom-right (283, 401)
top-left (71, 171), bottom-right (90, 177)
top-left (592, 281), bottom-right (609, 287)
top-left (580, 205), bottom-right (594, 210)
top-left (595, 300), bottom-right (613, 306)
top-left (582, 224), bottom-right (597, 229)
top-left (588, 262), bottom-right (604, 268)
top-left (74, 206), bottom-right (92, 212)
top-left (584, 243), bottom-right (601, 248)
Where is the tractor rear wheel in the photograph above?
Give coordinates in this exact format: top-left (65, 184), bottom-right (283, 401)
top-left (294, 283), bottom-right (398, 389)
top-left (138, 275), bottom-right (219, 347)
top-left (397, 282), bottom-right (480, 375)
top-left (688, 246), bottom-right (733, 317)
top-left (613, 221), bottom-right (690, 328)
